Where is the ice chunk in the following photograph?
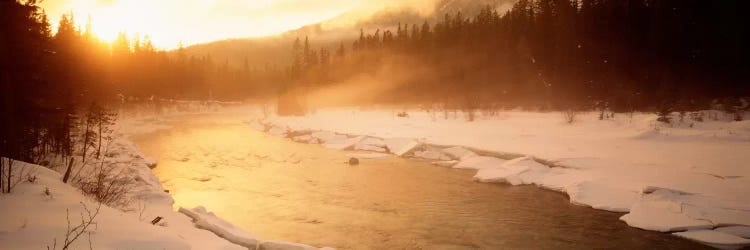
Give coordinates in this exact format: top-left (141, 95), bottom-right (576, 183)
top-left (413, 150), bottom-right (452, 161)
top-left (347, 152), bottom-right (390, 159)
top-left (310, 131), bottom-right (346, 143)
top-left (681, 201), bottom-right (750, 227)
top-left (324, 136), bottom-right (364, 150)
top-left (454, 156), bottom-right (507, 170)
top-left (179, 206), bottom-right (260, 249)
top-left (716, 226), bottom-right (750, 238)
top-left (566, 181), bottom-right (639, 212)
top-left (353, 136), bottom-right (387, 152)
top-left (354, 143), bottom-right (387, 152)
top-left (431, 160), bottom-right (458, 167)
top-left (383, 138), bottom-right (420, 156)
top-left (619, 190), bottom-right (714, 232)
top-left (473, 163), bottom-right (529, 184)
top-left (257, 240), bottom-right (335, 250)
top-left (292, 135), bottom-right (314, 143)
top-left (673, 230), bottom-right (750, 250)
top-left (359, 137), bottom-right (386, 147)
top-left (533, 168), bottom-right (581, 192)
top-left (510, 157), bottom-right (550, 184)
top-left (268, 126), bottom-right (288, 137)
top-left (441, 146), bottom-right (477, 160)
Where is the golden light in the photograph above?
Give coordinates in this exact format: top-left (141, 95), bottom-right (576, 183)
top-left (40, 0), bottom-right (440, 50)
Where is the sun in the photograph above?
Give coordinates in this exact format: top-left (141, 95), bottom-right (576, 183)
top-left (43, 0), bottom-right (171, 48)
top-left (40, 0), bottom-right (363, 50)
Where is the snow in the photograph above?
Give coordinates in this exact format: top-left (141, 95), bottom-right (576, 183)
top-left (673, 230), bottom-right (750, 250)
top-left (353, 137), bottom-right (387, 152)
top-left (715, 226), bottom-right (750, 238)
top-left (620, 189), bottom-right (715, 232)
top-left (263, 108), bottom-right (750, 248)
top-left (0, 162), bottom-right (244, 250)
top-left (473, 162), bottom-right (530, 184)
top-left (0, 107), bottom-right (334, 250)
top-left (566, 181), bottom-right (640, 213)
top-left (359, 137), bottom-right (386, 147)
top-left (431, 160), bottom-right (458, 167)
top-left (413, 149), bottom-right (452, 161)
top-left (178, 206), bottom-right (260, 248)
top-left (441, 146), bottom-right (477, 160)
top-left (383, 138), bottom-right (420, 156)
top-left (353, 143), bottom-right (387, 152)
top-left (453, 156), bottom-right (508, 170)
top-left (292, 135), bottom-right (317, 143)
top-left (310, 131), bottom-right (346, 143)
top-left (257, 240), bottom-right (336, 250)
top-left (323, 136), bottom-right (364, 150)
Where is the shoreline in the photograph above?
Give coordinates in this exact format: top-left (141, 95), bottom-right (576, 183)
top-left (254, 108), bottom-right (750, 249)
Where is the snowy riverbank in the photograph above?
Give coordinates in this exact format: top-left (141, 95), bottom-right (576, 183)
top-left (256, 108), bottom-right (750, 249)
top-left (0, 107), bottom-right (335, 250)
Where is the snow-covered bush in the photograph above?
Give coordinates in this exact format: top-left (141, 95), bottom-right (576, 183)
top-left (76, 164), bottom-right (134, 209)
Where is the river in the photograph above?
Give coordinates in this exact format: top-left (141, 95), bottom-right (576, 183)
top-left (133, 113), bottom-right (710, 250)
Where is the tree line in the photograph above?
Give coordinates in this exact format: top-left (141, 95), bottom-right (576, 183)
top-left (284, 0), bottom-right (749, 113)
top-left (0, 0), bottom-right (284, 188)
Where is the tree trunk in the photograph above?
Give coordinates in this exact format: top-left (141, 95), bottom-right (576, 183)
top-left (6, 159), bottom-right (12, 193)
top-left (62, 157), bottom-right (74, 183)
top-left (0, 157), bottom-right (5, 193)
top-left (82, 118), bottom-right (90, 164)
top-left (96, 120), bottom-right (102, 159)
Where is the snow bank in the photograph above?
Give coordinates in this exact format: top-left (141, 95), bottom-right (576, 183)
top-left (257, 240), bottom-right (336, 250)
top-left (179, 206), bottom-right (260, 249)
top-left (1, 108), bottom-right (334, 250)
top-left (0, 162), bottom-right (243, 250)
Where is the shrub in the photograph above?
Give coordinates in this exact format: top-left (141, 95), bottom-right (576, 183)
top-left (76, 164), bottom-right (133, 209)
top-left (564, 110), bottom-right (578, 124)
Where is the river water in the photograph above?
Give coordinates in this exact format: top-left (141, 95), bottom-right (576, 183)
top-left (133, 113), bottom-right (710, 250)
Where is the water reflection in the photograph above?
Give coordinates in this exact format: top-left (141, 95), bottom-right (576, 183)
top-left (134, 114), bottom-right (710, 250)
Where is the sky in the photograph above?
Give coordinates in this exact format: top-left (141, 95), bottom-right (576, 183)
top-left (40, 0), bottom-right (437, 50)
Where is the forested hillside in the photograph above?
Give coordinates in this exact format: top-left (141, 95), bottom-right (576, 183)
top-left (283, 0), bottom-right (749, 112)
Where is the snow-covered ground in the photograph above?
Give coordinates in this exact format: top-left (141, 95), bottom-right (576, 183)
top-left (0, 104), bottom-right (334, 250)
top-left (259, 108), bottom-right (750, 249)
top-left (3, 104), bottom-right (748, 249)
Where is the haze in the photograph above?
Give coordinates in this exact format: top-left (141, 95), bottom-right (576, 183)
top-left (40, 0), bottom-right (437, 49)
